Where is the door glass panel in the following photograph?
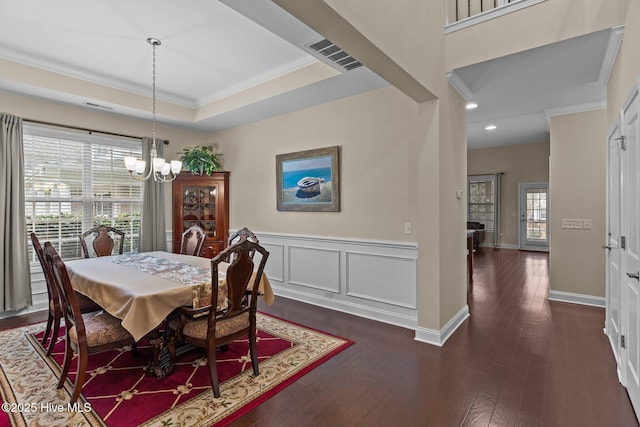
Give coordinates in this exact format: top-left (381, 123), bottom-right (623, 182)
top-left (525, 188), bottom-right (548, 242)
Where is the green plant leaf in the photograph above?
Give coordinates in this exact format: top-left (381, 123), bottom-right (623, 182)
top-left (179, 145), bottom-right (223, 175)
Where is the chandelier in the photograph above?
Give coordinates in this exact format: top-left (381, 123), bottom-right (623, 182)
top-left (124, 38), bottom-right (182, 182)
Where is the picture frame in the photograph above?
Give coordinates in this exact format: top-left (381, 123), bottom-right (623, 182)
top-left (276, 146), bottom-right (340, 212)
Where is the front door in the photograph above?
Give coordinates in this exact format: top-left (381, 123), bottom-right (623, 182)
top-left (518, 183), bottom-right (549, 251)
top-left (622, 85), bottom-right (640, 415)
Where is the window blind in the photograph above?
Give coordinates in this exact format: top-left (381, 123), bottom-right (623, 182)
top-left (23, 124), bottom-right (143, 261)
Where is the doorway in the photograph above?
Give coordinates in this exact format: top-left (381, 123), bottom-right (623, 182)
top-left (518, 183), bottom-right (549, 252)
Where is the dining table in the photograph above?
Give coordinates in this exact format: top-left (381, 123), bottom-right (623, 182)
top-left (65, 250), bottom-right (274, 377)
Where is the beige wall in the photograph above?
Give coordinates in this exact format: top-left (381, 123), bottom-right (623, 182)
top-left (446, 0), bottom-right (627, 70)
top-left (468, 141), bottom-right (550, 247)
top-left (322, 0), bottom-right (445, 99)
top-left (549, 109), bottom-right (606, 297)
top-left (437, 87), bottom-right (468, 325)
top-left (0, 90), bottom-right (210, 226)
top-left (608, 0), bottom-right (639, 128)
top-left (216, 83), bottom-right (467, 331)
top-left (215, 86), bottom-right (416, 241)
top-left (254, 0), bottom-right (468, 331)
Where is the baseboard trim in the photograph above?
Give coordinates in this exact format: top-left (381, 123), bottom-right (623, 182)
top-left (414, 305), bottom-right (470, 347)
top-left (548, 290), bottom-right (605, 308)
top-left (0, 303), bottom-right (47, 320)
top-left (479, 243), bottom-right (519, 250)
top-left (272, 286), bottom-right (418, 330)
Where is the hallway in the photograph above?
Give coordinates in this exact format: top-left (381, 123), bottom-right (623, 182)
top-left (252, 248), bottom-right (639, 426)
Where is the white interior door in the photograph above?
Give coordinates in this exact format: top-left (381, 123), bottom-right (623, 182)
top-left (606, 121), bottom-right (623, 373)
top-left (622, 85), bottom-right (640, 415)
top-left (518, 183), bottom-right (549, 251)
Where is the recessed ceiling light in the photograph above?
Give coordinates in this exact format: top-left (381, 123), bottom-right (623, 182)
top-left (466, 102), bottom-right (478, 110)
top-left (485, 124), bottom-right (497, 131)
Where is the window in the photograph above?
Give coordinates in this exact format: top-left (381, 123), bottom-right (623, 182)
top-left (468, 175), bottom-right (495, 231)
top-left (23, 124), bottom-right (143, 261)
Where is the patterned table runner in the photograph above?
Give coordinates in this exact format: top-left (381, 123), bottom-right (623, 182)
top-left (104, 253), bottom-right (219, 308)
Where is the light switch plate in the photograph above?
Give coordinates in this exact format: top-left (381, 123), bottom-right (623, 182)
top-left (404, 222), bottom-right (412, 234)
top-left (561, 219), bottom-right (583, 229)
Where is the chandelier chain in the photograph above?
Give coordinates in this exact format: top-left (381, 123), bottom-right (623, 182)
top-left (123, 37), bottom-right (182, 183)
top-left (152, 40), bottom-right (157, 144)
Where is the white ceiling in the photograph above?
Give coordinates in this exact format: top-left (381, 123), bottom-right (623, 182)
top-left (451, 27), bottom-right (618, 149)
top-left (0, 0), bottom-right (388, 132)
top-left (0, 1), bottom-right (620, 148)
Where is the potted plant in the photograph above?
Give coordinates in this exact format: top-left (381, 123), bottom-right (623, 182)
top-left (179, 145), bottom-right (223, 175)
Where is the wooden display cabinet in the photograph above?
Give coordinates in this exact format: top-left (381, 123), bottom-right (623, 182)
top-left (172, 172), bottom-right (230, 257)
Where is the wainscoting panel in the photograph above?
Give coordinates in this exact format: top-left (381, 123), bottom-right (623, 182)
top-left (346, 251), bottom-right (417, 309)
top-left (261, 242), bottom-right (285, 283)
top-left (252, 232), bottom-right (419, 329)
top-left (288, 245), bottom-right (341, 293)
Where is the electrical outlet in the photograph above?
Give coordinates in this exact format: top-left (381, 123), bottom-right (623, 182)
top-left (404, 222), bottom-right (412, 234)
top-left (583, 219), bottom-right (592, 229)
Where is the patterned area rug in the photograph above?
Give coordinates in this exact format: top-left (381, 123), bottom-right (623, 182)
top-left (0, 313), bottom-right (352, 426)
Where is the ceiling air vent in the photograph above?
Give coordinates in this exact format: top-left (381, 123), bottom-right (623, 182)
top-left (307, 39), bottom-right (362, 71)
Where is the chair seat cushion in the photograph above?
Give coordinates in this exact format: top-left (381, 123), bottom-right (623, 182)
top-left (182, 313), bottom-right (250, 340)
top-left (69, 312), bottom-right (132, 348)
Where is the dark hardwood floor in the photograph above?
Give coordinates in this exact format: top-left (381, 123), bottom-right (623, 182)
top-left (2, 248), bottom-right (637, 426)
top-left (243, 248), bottom-right (639, 426)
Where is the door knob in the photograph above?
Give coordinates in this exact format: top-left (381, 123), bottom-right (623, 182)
top-left (602, 245), bottom-right (612, 250)
top-left (627, 272), bottom-right (640, 280)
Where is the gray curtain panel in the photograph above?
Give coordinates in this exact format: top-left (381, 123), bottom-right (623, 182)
top-left (0, 114), bottom-right (32, 312)
top-left (139, 137), bottom-right (167, 252)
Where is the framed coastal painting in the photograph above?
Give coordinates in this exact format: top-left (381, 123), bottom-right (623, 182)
top-left (276, 146), bottom-right (340, 212)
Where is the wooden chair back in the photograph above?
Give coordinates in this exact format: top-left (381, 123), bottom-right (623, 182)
top-left (227, 227), bottom-right (259, 246)
top-left (31, 233), bottom-right (61, 354)
top-left (180, 225), bottom-right (206, 256)
top-left (178, 238), bottom-right (269, 398)
top-left (214, 238), bottom-right (268, 318)
top-left (80, 225), bottom-right (125, 258)
top-left (226, 227), bottom-right (259, 262)
top-left (44, 241), bottom-right (134, 404)
top-left (44, 242), bottom-right (86, 349)
top-left (31, 233), bottom-right (61, 311)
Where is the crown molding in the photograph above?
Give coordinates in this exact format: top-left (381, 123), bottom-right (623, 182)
top-left (599, 25), bottom-right (625, 86)
top-left (446, 70), bottom-right (474, 101)
top-left (197, 55), bottom-right (318, 106)
top-left (544, 101), bottom-right (607, 128)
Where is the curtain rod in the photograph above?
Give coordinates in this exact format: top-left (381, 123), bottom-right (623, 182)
top-left (23, 118), bottom-right (170, 144)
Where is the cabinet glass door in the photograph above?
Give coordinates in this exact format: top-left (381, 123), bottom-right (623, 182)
top-left (182, 185), bottom-right (217, 237)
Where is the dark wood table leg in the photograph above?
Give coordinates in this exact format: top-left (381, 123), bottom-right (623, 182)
top-left (143, 321), bottom-right (178, 379)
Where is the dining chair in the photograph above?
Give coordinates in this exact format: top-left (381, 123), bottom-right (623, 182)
top-left (227, 227), bottom-right (258, 246)
top-left (180, 225), bottom-right (206, 256)
top-left (177, 238), bottom-right (269, 398)
top-left (226, 227), bottom-right (259, 262)
top-left (30, 233), bottom-right (102, 356)
top-left (44, 242), bottom-right (135, 404)
top-left (80, 225), bottom-right (125, 258)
